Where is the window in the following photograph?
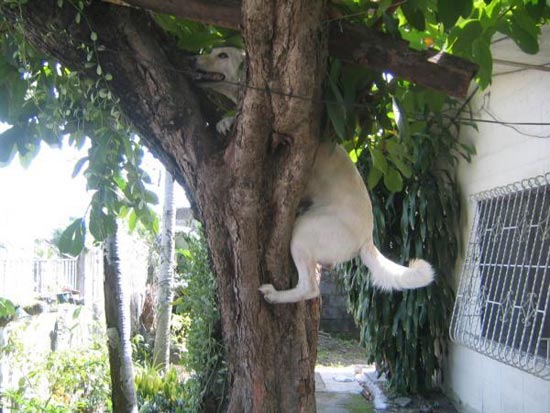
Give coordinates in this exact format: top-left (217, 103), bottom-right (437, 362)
top-left (450, 174), bottom-right (550, 380)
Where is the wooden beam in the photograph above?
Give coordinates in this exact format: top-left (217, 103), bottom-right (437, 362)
top-left (329, 22), bottom-right (478, 99)
top-left (101, 0), bottom-right (241, 29)
top-left (101, 0), bottom-right (477, 98)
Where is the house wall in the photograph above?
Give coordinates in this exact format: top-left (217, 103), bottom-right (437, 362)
top-left (446, 39), bottom-right (550, 413)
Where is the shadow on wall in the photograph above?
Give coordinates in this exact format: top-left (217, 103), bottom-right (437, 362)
top-left (320, 270), bottom-right (359, 339)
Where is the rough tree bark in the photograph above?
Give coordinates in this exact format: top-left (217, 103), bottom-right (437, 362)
top-left (1, 1), bottom-right (475, 411)
top-left (104, 222), bottom-right (138, 413)
top-left (212, 1), bottom-right (327, 410)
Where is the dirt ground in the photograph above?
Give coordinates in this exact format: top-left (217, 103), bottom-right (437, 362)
top-left (317, 331), bottom-right (368, 366)
top-left (316, 331), bottom-right (458, 413)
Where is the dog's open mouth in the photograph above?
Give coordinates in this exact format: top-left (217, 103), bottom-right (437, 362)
top-left (192, 70), bottom-right (225, 82)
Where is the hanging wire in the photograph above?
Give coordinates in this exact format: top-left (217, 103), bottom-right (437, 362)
top-left (32, 36), bottom-right (550, 133)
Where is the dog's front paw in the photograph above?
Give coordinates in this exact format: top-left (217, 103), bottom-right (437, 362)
top-left (259, 284), bottom-right (280, 304)
top-left (216, 116), bottom-right (235, 135)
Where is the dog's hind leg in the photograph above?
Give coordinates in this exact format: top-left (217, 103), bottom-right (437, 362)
top-left (259, 242), bottom-right (319, 304)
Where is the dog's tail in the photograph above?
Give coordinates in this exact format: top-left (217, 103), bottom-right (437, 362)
top-left (359, 243), bottom-right (434, 291)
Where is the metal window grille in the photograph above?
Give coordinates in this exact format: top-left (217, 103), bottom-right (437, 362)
top-left (450, 174), bottom-right (550, 380)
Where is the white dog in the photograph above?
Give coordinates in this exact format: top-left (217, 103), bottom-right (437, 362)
top-left (191, 48), bottom-right (434, 304)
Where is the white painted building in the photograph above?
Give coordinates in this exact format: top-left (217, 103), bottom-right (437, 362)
top-left (446, 27), bottom-right (550, 413)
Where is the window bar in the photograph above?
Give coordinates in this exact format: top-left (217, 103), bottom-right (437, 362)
top-left (500, 182), bottom-right (532, 362)
top-left (450, 173), bottom-right (550, 380)
top-left (486, 187), bottom-right (522, 357)
top-left (517, 180), bottom-right (545, 370)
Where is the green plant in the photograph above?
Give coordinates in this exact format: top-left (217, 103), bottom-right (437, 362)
top-left (174, 230), bottom-right (227, 412)
top-left (340, 84), bottom-right (470, 394)
top-left (0, 3), bottom-right (160, 256)
top-left (4, 341), bottom-right (111, 412)
top-left (0, 297), bottom-right (16, 327)
top-left (132, 333), bottom-right (154, 367)
top-left (135, 364), bottom-right (187, 413)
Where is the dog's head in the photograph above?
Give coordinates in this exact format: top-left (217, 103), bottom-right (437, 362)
top-left (190, 47), bottom-right (245, 103)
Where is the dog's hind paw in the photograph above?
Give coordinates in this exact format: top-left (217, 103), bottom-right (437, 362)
top-left (259, 284), bottom-right (279, 303)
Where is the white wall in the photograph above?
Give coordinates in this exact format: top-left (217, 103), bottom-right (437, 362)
top-left (446, 31), bottom-right (550, 413)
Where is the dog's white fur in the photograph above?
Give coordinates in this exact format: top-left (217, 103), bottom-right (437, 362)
top-left (191, 47), bottom-right (244, 134)
top-left (192, 48), bottom-right (435, 304)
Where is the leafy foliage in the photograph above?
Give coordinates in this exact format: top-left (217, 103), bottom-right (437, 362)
top-left (174, 231), bottom-right (227, 412)
top-left (154, 14), bottom-right (242, 52)
top-left (339, 85), bottom-right (470, 393)
top-left (135, 364), bottom-right (188, 413)
top-left (3, 327), bottom-right (111, 413)
top-left (0, 1), bottom-right (158, 256)
top-left (0, 296), bottom-right (16, 327)
top-left (334, 0), bottom-right (549, 89)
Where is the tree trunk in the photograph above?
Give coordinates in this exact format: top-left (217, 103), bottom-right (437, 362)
top-left (153, 170), bottom-right (175, 370)
top-left (204, 1), bottom-right (328, 411)
top-left (6, 1), bottom-right (326, 411)
top-left (104, 221), bottom-right (138, 413)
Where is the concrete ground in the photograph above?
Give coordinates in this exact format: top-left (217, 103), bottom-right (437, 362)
top-left (314, 365), bottom-right (458, 413)
top-left (315, 365), bottom-right (375, 413)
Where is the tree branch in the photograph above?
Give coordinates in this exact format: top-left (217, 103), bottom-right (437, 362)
top-left (2, 1), bottom-right (223, 214)
top-left (101, 0), bottom-right (478, 98)
top-left (328, 22), bottom-right (478, 99)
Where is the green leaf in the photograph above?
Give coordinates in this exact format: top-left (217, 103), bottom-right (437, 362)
top-left (58, 218), bottom-right (86, 257)
top-left (447, 20), bottom-right (483, 56)
top-left (348, 147), bottom-right (364, 163)
top-left (526, 0), bottom-right (548, 20)
top-left (438, 0), bottom-right (473, 28)
top-left (383, 167), bottom-right (403, 192)
top-left (128, 209), bottom-right (138, 232)
top-left (438, 0), bottom-right (464, 28)
top-left (402, 2), bottom-right (426, 31)
top-left (496, 8), bottom-right (540, 55)
top-left (327, 72), bottom-right (347, 140)
top-left (367, 167), bottom-right (383, 190)
top-left (390, 154), bottom-right (413, 179)
top-left (510, 24), bottom-right (539, 54)
top-left (369, 146), bottom-right (388, 174)
top-left (89, 205), bottom-right (115, 241)
top-left (71, 156), bottom-right (89, 177)
top-left (0, 297), bottom-right (16, 319)
top-left (143, 189), bottom-right (159, 204)
top-left (472, 38), bottom-right (493, 89)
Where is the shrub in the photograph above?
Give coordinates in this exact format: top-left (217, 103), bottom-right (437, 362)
top-left (3, 340), bottom-right (111, 412)
top-left (340, 86), bottom-right (473, 394)
top-left (135, 365), bottom-right (187, 413)
top-left (174, 230), bottom-right (227, 412)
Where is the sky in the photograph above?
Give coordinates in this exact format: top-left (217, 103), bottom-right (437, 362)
top-left (0, 122), bottom-right (188, 250)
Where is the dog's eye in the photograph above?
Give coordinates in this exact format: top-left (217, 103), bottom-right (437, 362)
top-left (217, 52), bottom-right (229, 59)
